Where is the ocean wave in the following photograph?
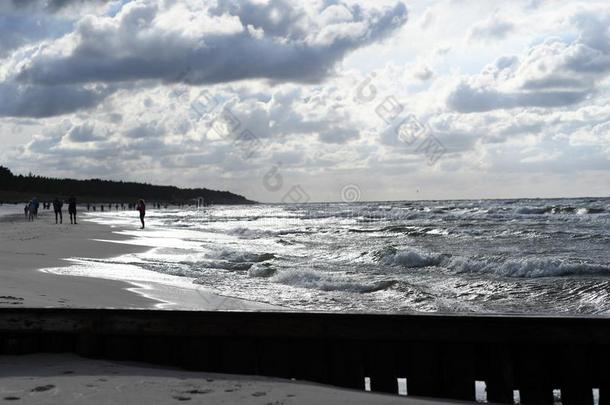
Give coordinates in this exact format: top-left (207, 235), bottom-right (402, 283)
top-left (272, 268), bottom-right (396, 293)
top-left (206, 249), bottom-right (275, 263)
top-left (248, 263), bottom-right (277, 278)
top-left (448, 257), bottom-right (610, 278)
top-left (516, 206), bottom-right (605, 215)
top-left (203, 261), bottom-right (254, 271)
top-left (227, 227), bottom-right (278, 238)
top-left (374, 246), bottom-right (444, 268)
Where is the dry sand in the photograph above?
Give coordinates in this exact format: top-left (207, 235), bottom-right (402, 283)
top-left (0, 211), bottom-right (277, 310)
top-left (0, 354), bottom-right (477, 404)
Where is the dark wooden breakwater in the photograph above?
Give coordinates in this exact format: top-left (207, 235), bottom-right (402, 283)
top-left (1, 309), bottom-right (609, 404)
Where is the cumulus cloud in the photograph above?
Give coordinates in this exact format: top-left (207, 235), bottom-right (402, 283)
top-left (448, 10), bottom-right (610, 114)
top-left (15, 1), bottom-right (407, 86)
top-left (0, 0), bottom-right (407, 119)
top-left (468, 15), bottom-right (514, 42)
top-left (447, 81), bottom-right (588, 113)
top-left (3, 0), bottom-right (109, 12)
top-left (0, 82), bottom-right (111, 118)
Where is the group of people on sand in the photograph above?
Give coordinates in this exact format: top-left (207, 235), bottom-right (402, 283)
top-left (24, 197), bottom-right (147, 229)
top-left (24, 197), bottom-right (39, 221)
top-left (26, 196), bottom-right (77, 224)
top-left (51, 197), bottom-right (78, 225)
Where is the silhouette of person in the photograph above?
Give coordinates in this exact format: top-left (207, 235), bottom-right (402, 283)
top-left (53, 197), bottom-right (63, 224)
top-left (27, 200), bottom-right (34, 221)
top-left (68, 196), bottom-right (77, 224)
top-left (136, 199), bottom-right (146, 229)
top-left (31, 197), bottom-right (39, 219)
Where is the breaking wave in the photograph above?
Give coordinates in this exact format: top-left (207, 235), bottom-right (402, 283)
top-left (272, 268), bottom-right (396, 293)
top-left (448, 257), bottom-right (610, 278)
top-left (374, 246), bottom-right (444, 268)
top-left (516, 206), bottom-right (605, 215)
top-left (206, 249), bottom-right (275, 263)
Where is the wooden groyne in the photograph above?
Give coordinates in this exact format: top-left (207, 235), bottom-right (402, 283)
top-left (1, 308), bottom-right (609, 404)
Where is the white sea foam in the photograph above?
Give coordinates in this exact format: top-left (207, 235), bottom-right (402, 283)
top-left (77, 198), bottom-right (610, 313)
top-left (449, 257), bottom-right (610, 278)
top-left (272, 268), bottom-right (395, 293)
top-left (248, 263), bottom-right (276, 278)
top-left (205, 249), bottom-right (275, 263)
top-left (375, 246), bottom-right (443, 268)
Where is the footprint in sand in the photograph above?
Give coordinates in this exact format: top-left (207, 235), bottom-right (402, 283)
top-left (0, 296), bottom-right (24, 305)
top-left (31, 385), bottom-right (55, 393)
top-left (183, 389), bottom-right (212, 395)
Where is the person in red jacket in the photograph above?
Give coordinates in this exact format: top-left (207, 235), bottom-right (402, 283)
top-left (136, 199), bottom-right (146, 229)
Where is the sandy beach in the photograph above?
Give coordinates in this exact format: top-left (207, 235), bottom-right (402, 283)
top-left (0, 210), bottom-right (277, 310)
top-left (0, 354), bottom-right (480, 405)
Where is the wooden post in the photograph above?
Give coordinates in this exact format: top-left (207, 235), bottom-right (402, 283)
top-left (514, 344), bottom-right (554, 405)
top-left (558, 344), bottom-right (593, 405)
top-left (407, 341), bottom-right (441, 397)
top-left (438, 343), bottom-right (476, 400)
top-left (485, 344), bottom-right (515, 404)
top-left (329, 340), bottom-right (365, 390)
top-left (365, 341), bottom-right (398, 394)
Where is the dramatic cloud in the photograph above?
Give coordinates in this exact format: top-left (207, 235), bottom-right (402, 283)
top-left (15, 1), bottom-right (407, 85)
top-left (0, 82), bottom-right (111, 118)
top-left (1, 0), bottom-right (407, 119)
top-left (1, 0), bottom-right (609, 201)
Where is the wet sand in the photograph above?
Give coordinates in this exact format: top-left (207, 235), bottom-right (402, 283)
top-left (0, 211), bottom-right (276, 310)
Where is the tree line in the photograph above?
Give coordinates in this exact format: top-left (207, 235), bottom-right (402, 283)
top-left (0, 166), bottom-right (254, 205)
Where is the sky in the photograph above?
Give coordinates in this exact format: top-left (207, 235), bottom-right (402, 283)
top-left (0, 0), bottom-right (609, 202)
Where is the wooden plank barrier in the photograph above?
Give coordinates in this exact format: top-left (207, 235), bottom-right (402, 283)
top-left (1, 308), bottom-right (609, 404)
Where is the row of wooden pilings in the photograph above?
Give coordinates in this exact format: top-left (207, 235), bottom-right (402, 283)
top-left (1, 308), bottom-right (609, 404)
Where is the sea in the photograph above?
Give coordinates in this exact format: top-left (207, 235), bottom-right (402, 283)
top-left (49, 198), bottom-right (610, 314)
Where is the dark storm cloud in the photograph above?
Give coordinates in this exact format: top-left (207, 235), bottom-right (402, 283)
top-left (0, 15), bottom-right (61, 57)
top-left (16, 2), bottom-right (408, 86)
top-left (210, 0), bottom-right (306, 40)
top-left (447, 82), bottom-right (588, 113)
top-left (1, 1), bottom-right (408, 118)
top-left (5, 0), bottom-right (110, 12)
top-left (0, 82), bottom-right (110, 118)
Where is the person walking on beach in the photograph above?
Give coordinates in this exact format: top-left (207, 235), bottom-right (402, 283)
top-left (27, 200), bottom-right (36, 221)
top-left (136, 199), bottom-right (146, 229)
top-left (68, 196), bottom-right (77, 225)
top-left (53, 197), bottom-right (63, 224)
top-left (31, 197), bottom-right (39, 219)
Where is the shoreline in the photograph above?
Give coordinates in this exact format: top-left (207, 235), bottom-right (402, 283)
top-left (0, 211), bottom-right (278, 310)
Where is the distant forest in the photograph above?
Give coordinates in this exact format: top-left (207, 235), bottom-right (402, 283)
top-left (0, 166), bottom-right (254, 205)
